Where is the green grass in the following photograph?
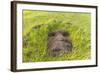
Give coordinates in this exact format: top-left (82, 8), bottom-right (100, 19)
top-left (22, 10), bottom-right (91, 62)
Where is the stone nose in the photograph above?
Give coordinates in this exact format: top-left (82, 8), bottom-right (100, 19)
top-left (55, 34), bottom-right (65, 41)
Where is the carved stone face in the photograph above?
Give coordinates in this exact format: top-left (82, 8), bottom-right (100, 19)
top-left (47, 31), bottom-right (72, 57)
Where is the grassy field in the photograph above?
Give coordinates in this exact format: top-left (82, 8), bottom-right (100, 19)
top-left (22, 10), bottom-right (91, 62)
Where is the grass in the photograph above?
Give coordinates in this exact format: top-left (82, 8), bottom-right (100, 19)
top-left (22, 10), bottom-right (91, 62)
